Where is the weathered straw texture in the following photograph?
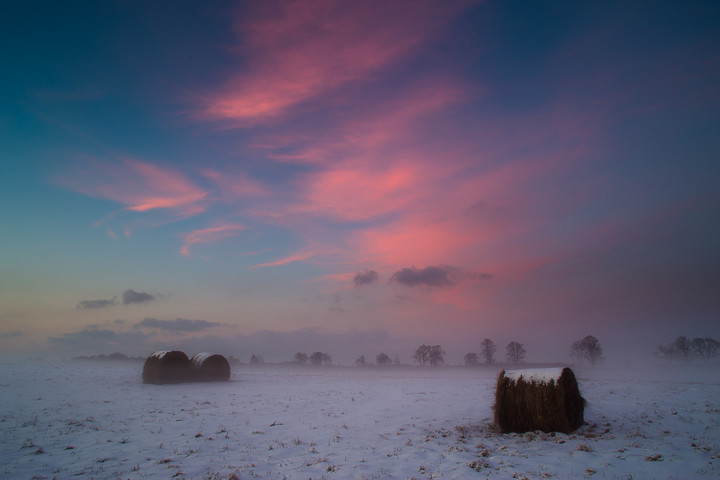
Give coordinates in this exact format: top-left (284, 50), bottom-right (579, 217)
top-left (142, 350), bottom-right (192, 385)
top-left (493, 367), bottom-right (585, 434)
top-left (191, 353), bottom-right (231, 382)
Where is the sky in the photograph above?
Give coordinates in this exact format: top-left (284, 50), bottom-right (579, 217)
top-left (1, 0), bottom-right (719, 365)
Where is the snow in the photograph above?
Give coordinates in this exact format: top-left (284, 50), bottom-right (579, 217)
top-left (503, 367), bottom-right (565, 384)
top-left (1, 361), bottom-right (719, 479)
top-left (191, 352), bottom-right (218, 366)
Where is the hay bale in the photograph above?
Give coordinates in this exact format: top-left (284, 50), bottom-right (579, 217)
top-left (142, 350), bottom-right (192, 384)
top-left (493, 367), bottom-right (584, 434)
top-left (191, 353), bottom-right (231, 382)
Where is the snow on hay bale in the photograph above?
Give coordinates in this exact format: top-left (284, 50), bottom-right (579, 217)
top-left (191, 353), bottom-right (231, 382)
top-left (494, 367), bottom-right (585, 434)
top-left (142, 350), bottom-right (192, 384)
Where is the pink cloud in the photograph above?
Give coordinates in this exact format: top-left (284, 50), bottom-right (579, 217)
top-left (59, 158), bottom-right (208, 217)
top-left (252, 251), bottom-right (316, 269)
top-left (180, 224), bottom-right (245, 257)
top-left (200, 0), bottom-right (476, 123)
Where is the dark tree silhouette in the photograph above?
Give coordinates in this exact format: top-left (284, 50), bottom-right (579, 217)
top-left (376, 352), bottom-right (392, 366)
top-left (309, 351), bottom-right (331, 366)
top-left (579, 335), bottom-right (604, 367)
top-left (413, 344), bottom-right (444, 366)
top-left (355, 355), bottom-right (367, 366)
top-left (480, 338), bottom-right (497, 365)
top-left (428, 345), bottom-right (445, 366)
top-left (250, 354), bottom-right (263, 364)
top-left (505, 341), bottom-right (526, 364)
top-left (656, 343), bottom-right (675, 364)
top-left (294, 352), bottom-right (308, 365)
top-left (569, 340), bottom-right (584, 366)
top-left (672, 336), bottom-right (691, 363)
top-left (691, 337), bottom-right (720, 363)
top-left (413, 344), bottom-right (431, 366)
top-left (464, 352), bottom-right (479, 366)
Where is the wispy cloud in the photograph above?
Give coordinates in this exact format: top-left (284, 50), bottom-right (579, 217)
top-left (200, 0), bottom-right (476, 124)
top-left (252, 250), bottom-right (315, 268)
top-left (77, 298), bottom-right (117, 310)
top-left (136, 318), bottom-right (225, 333)
top-left (57, 158), bottom-right (208, 217)
top-left (0, 331), bottom-right (24, 339)
top-left (179, 224), bottom-right (245, 257)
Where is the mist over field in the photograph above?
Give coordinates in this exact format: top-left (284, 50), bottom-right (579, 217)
top-left (2, 360), bottom-right (719, 479)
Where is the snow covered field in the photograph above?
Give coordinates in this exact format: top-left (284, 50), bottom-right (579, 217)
top-left (1, 361), bottom-right (718, 480)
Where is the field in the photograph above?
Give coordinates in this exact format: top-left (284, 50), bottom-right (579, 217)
top-left (1, 361), bottom-right (718, 479)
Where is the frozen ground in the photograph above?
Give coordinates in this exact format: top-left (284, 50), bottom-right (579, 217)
top-left (1, 361), bottom-right (718, 480)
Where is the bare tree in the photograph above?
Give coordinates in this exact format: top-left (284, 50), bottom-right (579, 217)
top-left (580, 335), bottom-right (604, 367)
top-left (569, 340), bottom-right (584, 366)
top-left (655, 343), bottom-right (675, 364)
top-left (250, 354), bottom-right (263, 364)
top-left (428, 345), bottom-right (445, 366)
top-left (413, 344), bottom-right (431, 366)
top-left (376, 352), bottom-right (392, 366)
top-left (464, 352), bottom-right (479, 366)
top-left (690, 337), bottom-right (720, 363)
top-left (672, 336), bottom-right (691, 363)
top-left (505, 341), bottom-right (526, 364)
top-left (294, 352), bottom-right (308, 365)
top-left (309, 351), bottom-right (331, 366)
top-left (479, 338), bottom-right (497, 365)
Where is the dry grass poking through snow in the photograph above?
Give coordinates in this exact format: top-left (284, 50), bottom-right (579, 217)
top-left (0, 362), bottom-right (718, 479)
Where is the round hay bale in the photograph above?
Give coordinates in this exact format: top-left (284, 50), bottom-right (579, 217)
top-left (191, 353), bottom-right (231, 382)
top-left (493, 367), bottom-right (585, 434)
top-left (142, 350), bottom-right (192, 384)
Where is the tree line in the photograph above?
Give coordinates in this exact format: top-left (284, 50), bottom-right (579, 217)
top-left (293, 351), bottom-right (332, 366)
top-left (266, 334), bottom-right (718, 367)
top-left (655, 336), bottom-right (719, 364)
top-left (462, 339), bottom-right (527, 366)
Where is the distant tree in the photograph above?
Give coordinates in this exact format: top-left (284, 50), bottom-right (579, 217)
top-left (690, 337), bottom-right (720, 363)
top-left (672, 336), bottom-right (691, 363)
top-left (479, 338), bottom-right (497, 365)
top-left (413, 344), bottom-right (432, 366)
top-left (310, 351), bottom-right (332, 366)
top-left (294, 352), bottom-right (308, 365)
top-left (250, 354), bottom-right (263, 364)
top-left (505, 341), bottom-right (526, 364)
top-left (655, 343), bottom-right (675, 364)
top-left (569, 340), bottom-right (584, 366)
top-left (428, 345), bottom-right (445, 366)
top-left (464, 352), bottom-right (479, 366)
top-left (580, 335), bottom-right (604, 367)
top-left (376, 352), bottom-right (392, 366)
top-left (355, 355), bottom-right (367, 367)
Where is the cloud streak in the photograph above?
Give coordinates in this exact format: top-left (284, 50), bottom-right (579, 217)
top-left (77, 298), bottom-right (117, 310)
top-left (179, 224), bottom-right (245, 257)
top-left (136, 318), bottom-right (225, 333)
top-left (200, 0), bottom-right (476, 124)
top-left (57, 158), bottom-right (209, 217)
